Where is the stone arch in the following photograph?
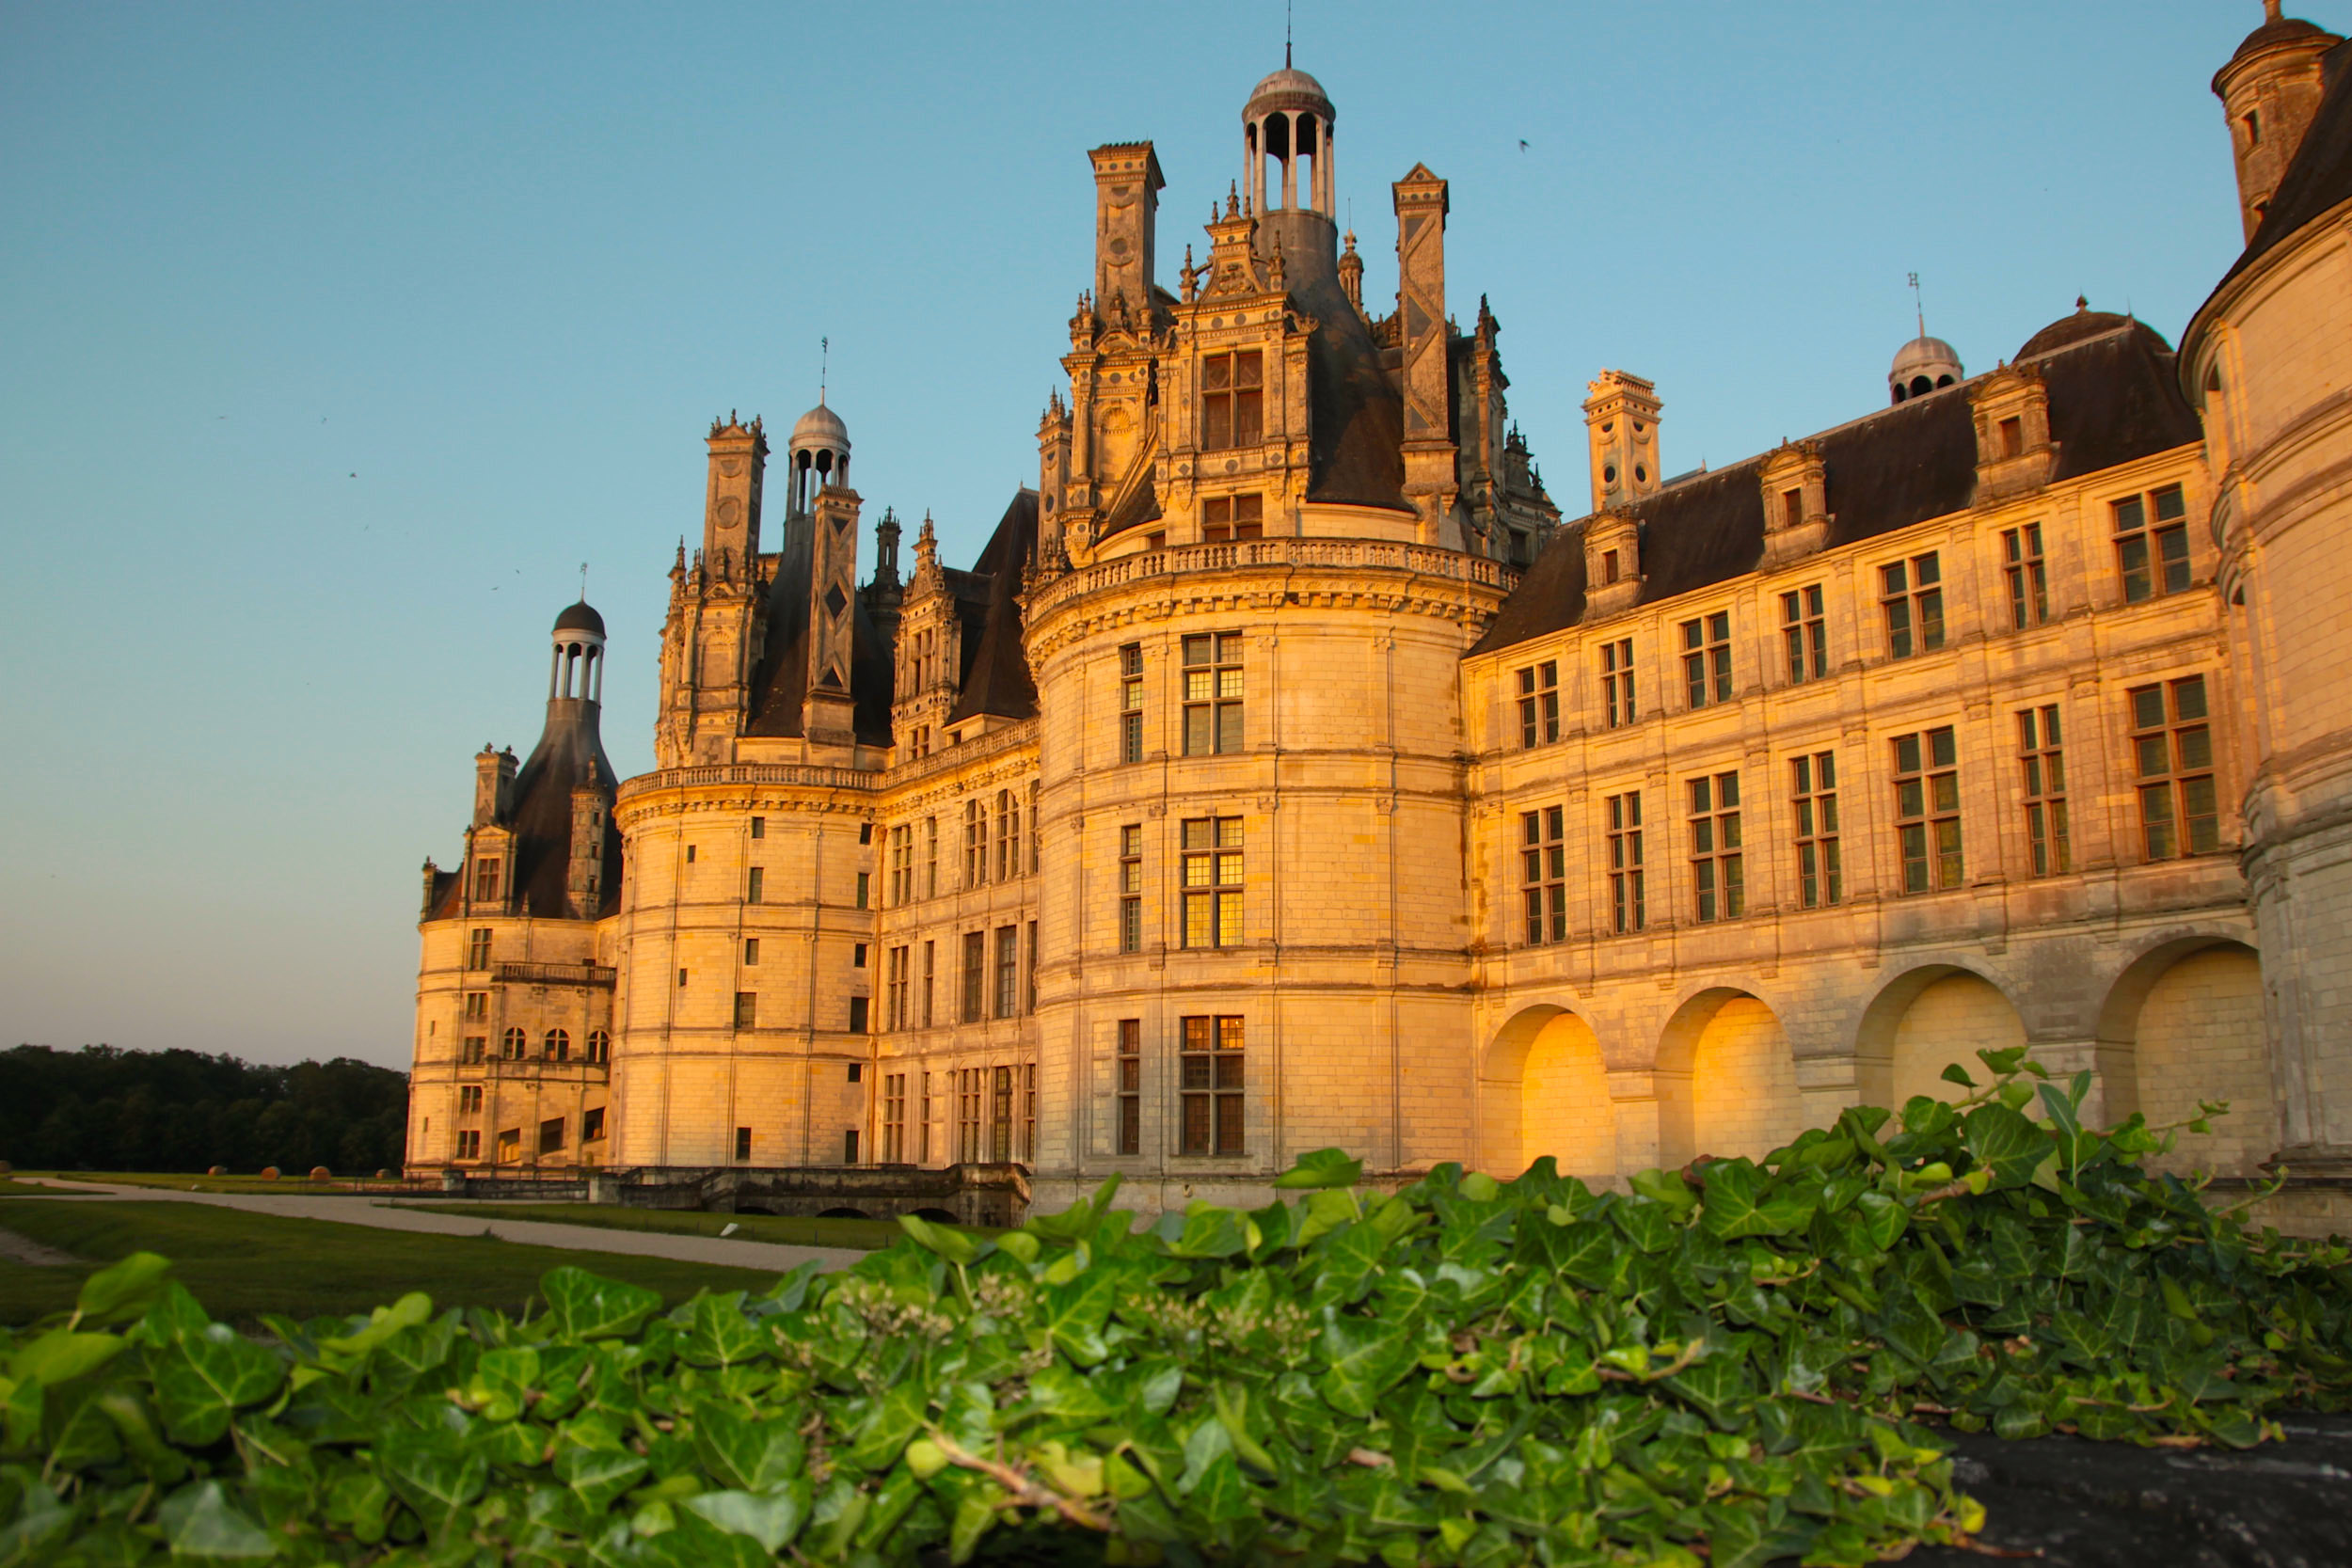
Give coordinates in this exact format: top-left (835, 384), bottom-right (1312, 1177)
top-left (2096, 935), bottom-right (2270, 1176)
top-left (1854, 962), bottom-right (2025, 1113)
top-left (1477, 1006), bottom-right (1613, 1180)
top-left (1656, 988), bottom-right (1802, 1167)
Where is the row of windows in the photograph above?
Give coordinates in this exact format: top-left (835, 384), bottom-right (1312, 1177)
top-left (1112, 1016), bottom-right (1246, 1157)
top-left (1111, 816), bottom-right (1245, 953)
top-left (1517, 675), bottom-right (2219, 940)
top-left (1513, 485), bottom-right (2192, 746)
top-left (882, 791), bottom-right (1037, 905)
top-left (451, 1106), bottom-right (605, 1163)
top-left (877, 1064), bottom-right (1037, 1165)
top-left (459, 1027), bottom-right (610, 1065)
top-left (878, 922), bottom-right (1041, 1031)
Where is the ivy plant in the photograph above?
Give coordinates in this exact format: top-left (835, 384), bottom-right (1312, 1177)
top-left (7, 1049), bottom-right (2350, 1567)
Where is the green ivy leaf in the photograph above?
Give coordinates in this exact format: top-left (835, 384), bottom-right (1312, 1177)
top-left (156, 1481), bottom-right (278, 1561)
top-left (376, 1429), bottom-right (490, 1536)
top-left (540, 1268), bottom-right (661, 1341)
top-left (1272, 1148), bottom-right (1363, 1189)
top-left (691, 1402), bottom-right (805, 1494)
top-left (555, 1442), bottom-right (650, 1515)
top-left (682, 1292), bottom-right (768, 1370)
top-left (1963, 1101), bottom-right (2052, 1191)
top-left (1700, 1161), bottom-right (1817, 1240)
top-left (683, 1484), bottom-right (811, 1552)
top-left (898, 1213), bottom-right (979, 1265)
top-left (1939, 1062), bottom-right (1978, 1090)
top-left (8, 1330), bottom-right (123, 1387)
top-left (72, 1251), bottom-right (173, 1327)
top-left (1315, 1309), bottom-right (1415, 1418)
top-left (1042, 1266), bottom-right (1118, 1366)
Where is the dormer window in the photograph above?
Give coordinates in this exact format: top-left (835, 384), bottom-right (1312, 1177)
top-left (1998, 417), bottom-right (2024, 460)
top-left (1781, 488), bottom-right (1803, 530)
top-left (472, 858), bottom-right (501, 902)
top-left (1601, 549), bottom-right (1621, 584)
top-left (1202, 351), bottom-right (1263, 449)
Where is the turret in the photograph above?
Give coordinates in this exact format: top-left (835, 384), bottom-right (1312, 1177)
top-left (2215, 2), bottom-right (2344, 242)
top-left (1583, 372), bottom-right (1662, 515)
top-left (1089, 142), bottom-right (1164, 327)
top-left (1393, 163), bottom-right (1456, 542)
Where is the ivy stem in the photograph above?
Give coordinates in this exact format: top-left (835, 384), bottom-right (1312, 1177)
top-left (928, 1432), bottom-right (1112, 1533)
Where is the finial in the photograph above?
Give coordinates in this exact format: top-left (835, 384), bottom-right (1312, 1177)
top-left (818, 337), bottom-right (828, 405)
top-left (1285, 0), bottom-right (1293, 67)
top-left (1343, 229), bottom-right (1357, 253)
top-left (1907, 271), bottom-right (1925, 340)
top-left (2265, 0), bottom-right (2284, 22)
top-left (1227, 181), bottom-right (1240, 219)
top-left (2075, 293), bottom-right (2089, 311)
top-left (580, 562), bottom-right (589, 601)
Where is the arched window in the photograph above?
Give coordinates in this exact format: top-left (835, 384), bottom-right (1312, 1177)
top-left (996, 789), bottom-right (1020, 880)
top-left (545, 1028), bottom-right (570, 1062)
top-left (586, 1029), bottom-right (611, 1065)
top-left (501, 1027), bottom-right (527, 1060)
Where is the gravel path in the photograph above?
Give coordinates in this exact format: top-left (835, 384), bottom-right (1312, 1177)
top-left (0, 1227), bottom-right (81, 1266)
top-left (32, 1183), bottom-right (863, 1275)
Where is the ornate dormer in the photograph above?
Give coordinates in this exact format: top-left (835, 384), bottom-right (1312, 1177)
top-left (1970, 362), bottom-right (2057, 501)
top-left (1582, 510), bottom-right (1643, 622)
top-left (1758, 439), bottom-right (1831, 569)
top-left (891, 515), bottom-right (961, 761)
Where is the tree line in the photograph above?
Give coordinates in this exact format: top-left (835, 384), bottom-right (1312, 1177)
top-left (0, 1044), bottom-right (407, 1175)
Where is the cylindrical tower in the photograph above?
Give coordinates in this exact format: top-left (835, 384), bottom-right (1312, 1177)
top-left (2213, 2), bottom-right (2342, 242)
top-left (787, 401), bottom-right (851, 518)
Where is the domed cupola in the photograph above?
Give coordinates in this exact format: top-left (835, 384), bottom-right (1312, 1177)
top-left (785, 399), bottom-right (850, 517)
top-left (548, 600), bottom-right (605, 705)
top-left (1244, 55), bottom-right (1337, 221)
top-left (1889, 334), bottom-right (1965, 404)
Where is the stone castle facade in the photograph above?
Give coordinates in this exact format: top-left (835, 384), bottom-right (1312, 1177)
top-left (407, 15), bottom-right (2352, 1227)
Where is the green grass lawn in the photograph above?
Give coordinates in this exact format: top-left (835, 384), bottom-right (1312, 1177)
top-left (405, 1201), bottom-right (950, 1253)
top-left (0, 1199), bottom-right (788, 1327)
top-left (11, 1169), bottom-right (404, 1196)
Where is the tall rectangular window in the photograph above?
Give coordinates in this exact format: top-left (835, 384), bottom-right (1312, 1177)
top-left (1894, 726), bottom-right (1963, 893)
top-left (1119, 643), bottom-right (1145, 764)
top-left (1025, 921), bottom-right (1038, 1014)
top-left (746, 866), bottom-right (764, 904)
top-left (1181, 816), bottom-right (1243, 948)
top-left (749, 816), bottom-right (764, 840)
top-left (1517, 661), bottom-right (1560, 748)
top-left (1201, 350), bottom-right (1263, 450)
top-left (1119, 824), bottom-right (1143, 953)
top-left (2131, 675), bottom-right (2218, 859)
top-left (2018, 705), bottom-right (2071, 876)
top-left (958, 1069), bottom-right (981, 1163)
top-left (887, 824), bottom-right (913, 904)
top-left (455, 1130), bottom-right (481, 1160)
top-left (991, 1067), bottom-right (1013, 1162)
top-left (472, 858), bottom-right (501, 903)
top-left (1881, 552), bottom-right (1946, 658)
top-left (462, 1037), bottom-right (485, 1064)
top-left (919, 1071), bottom-right (932, 1163)
top-left (961, 932), bottom-right (985, 1023)
top-left (993, 925), bottom-right (1019, 1020)
top-left (735, 1127), bottom-right (752, 1162)
top-left (925, 816), bottom-right (939, 898)
top-left (1024, 1063), bottom-right (1037, 1164)
top-left (1688, 771), bottom-right (1743, 922)
top-left (882, 1074), bottom-right (906, 1163)
top-left (1791, 752), bottom-right (1840, 908)
top-left (995, 789), bottom-right (1021, 881)
top-left (1781, 585), bottom-right (1827, 683)
top-left (734, 991), bottom-right (757, 1029)
top-left (2003, 524), bottom-right (2050, 629)
top-left (1679, 611), bottom-right (1733, 708)
top-left (464, 990), bottom-right (488, 1020)
top-left (921, 941), bottom-right (935, 1028)
top-left (1601, 638), bottom-right (1637, 729)
top-left (1117, 1019), bottom-right (1141, 1156)
top-left (1606, 792), bottom-right (1645, 933)
top-left (467, 928), bottom-right (492, 970)
top-left (2115, 484), bottom-right (2191, 602)
top-left (743, 937), bottom-right (759, 965)
top-left (1519, 805), bottom-right (1565, 944)
top-left (1182, 633), bottom-right (1244, 754)
top-left (1201, 493), bottom-right (1263, 542)
top-left (885, 945), bottom-right (910, 1029)
top-left (963, 800), bottom-right (987, 888)
top-left (854, 872), bottom-right (869, 909)
top-left (1179, 1016), bottom-right (1245, 1154)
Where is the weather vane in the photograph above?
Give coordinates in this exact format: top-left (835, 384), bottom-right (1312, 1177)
top-left (580, 562), bottom-right (589, 601)
top-left (1908, 272), bottom-right (1925, 338)
top-left (820, 336), bottom-right (829, 404)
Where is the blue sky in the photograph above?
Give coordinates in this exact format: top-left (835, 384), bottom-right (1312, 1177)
top-left (0, 1), bottom-right (2304, 1069)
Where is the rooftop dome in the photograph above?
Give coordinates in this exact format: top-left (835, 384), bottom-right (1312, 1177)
top-left (2016, 297), bottom-right (2166, 361)
top-left (552, 600), bottom-right (605, 637)
top-left (2228, 6), bottom-right (2334, 66)
top-left (1887, 333), bottom-right (1964, 404)
top-left (788, 400), bottom-right (850, 453)
top-left (1245, 65), bottom-right (1333, 117)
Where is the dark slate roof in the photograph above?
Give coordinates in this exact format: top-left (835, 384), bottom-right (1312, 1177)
top-left (2017, 305), bottom-right (2137, 361)
top-left (2214, 38), bottom-right (2352, 293)
top-left (1472, 321), bottom-right (2201, 657)
top-left (428, 703), bottom-right (621, 922)
top-left (948, 491), bottom-right (1041, 724)
top-left (2221, 12), bottom-right (2335, 75)
top-left (1294, 264), bottom-right (1409, 511)
top-left (552, 600), bottom-right (605, 636)
top-left (743, 517), bottom-right (898, 744)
